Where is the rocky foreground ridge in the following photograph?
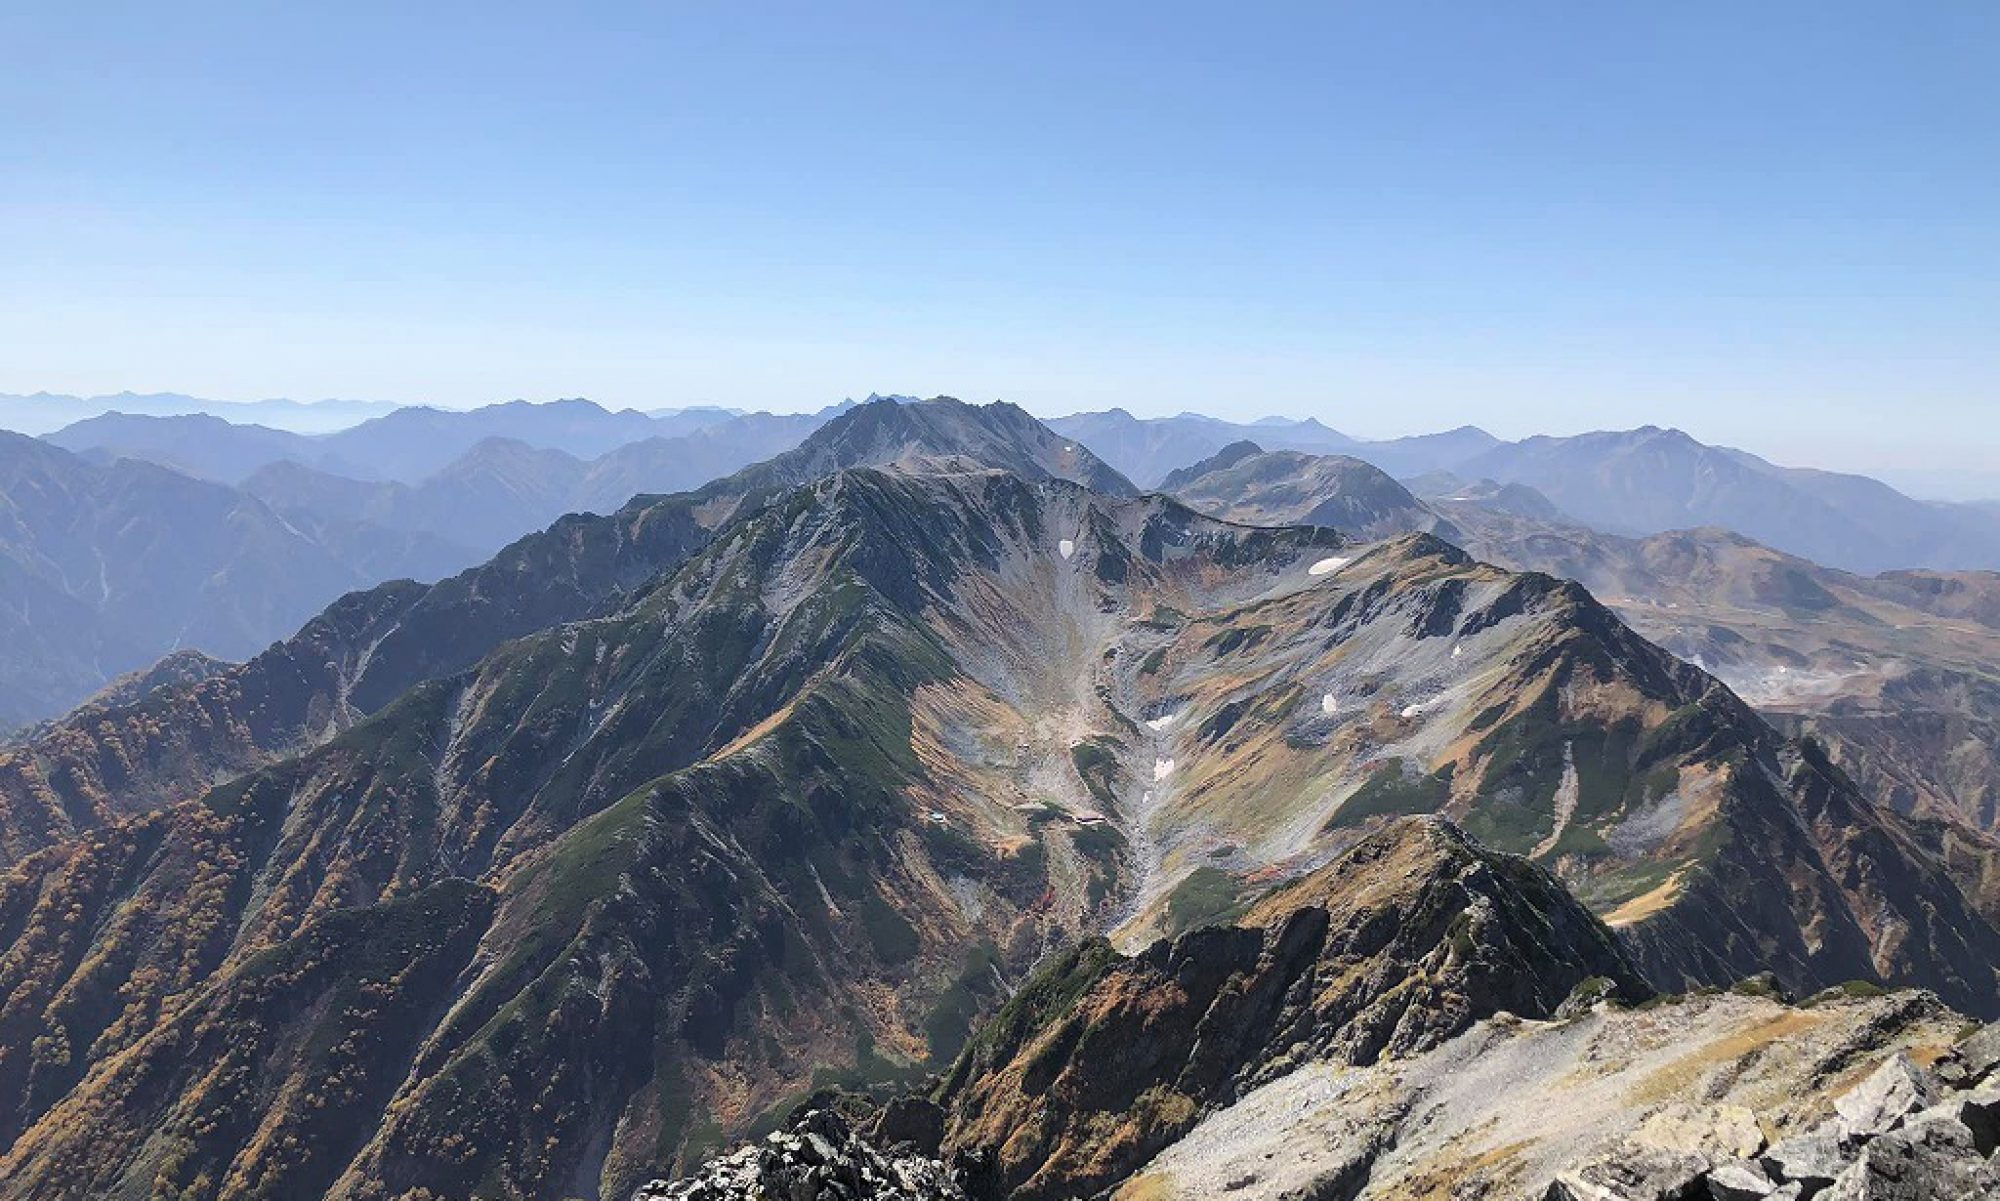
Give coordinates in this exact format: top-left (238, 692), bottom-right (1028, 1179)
top-left (635, 819), bottom-right (2000, 1200)
top-left (637, 986), bottom-right (2000, 1201)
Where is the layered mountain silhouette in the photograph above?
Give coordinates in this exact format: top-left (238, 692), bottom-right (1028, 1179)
top-left (1060, 411), bottom-right (2000, 574)
top-left (0, 391), bottom-right (398, 437)
top-left (1047, 409), bottom-right (1501, 487)
top-left (5, 399), bottom-right (2000, 1201)
top-left (1457, 426), bottom-right (2000, 573)
top-left (0, 432), bottom-right (467, 733)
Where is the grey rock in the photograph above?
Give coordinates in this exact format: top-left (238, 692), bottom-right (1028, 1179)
top-left (632, 1108), bottom-right (968, 1201)
top-left (1639, 1104), bottom-right (1765, 1159)
top-left (1704, 1158), bottom-right (1777, 1200)
top-left (1821, 1112), bottom-right (2000, 1200)
top-left (1959, 1022), bottom-right (2000, 1087)
top-left (1546, 1144), bottom-right (1714, 1200)
top-left (1834, 1053), bottom-right (1941, 1142)
top-left (1762, 1127), bottom-right (1853, 1189)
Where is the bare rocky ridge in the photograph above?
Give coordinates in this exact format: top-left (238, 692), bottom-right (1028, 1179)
top-left (935, 818), bottom-right (1646, 1199)
top-left (1165, 442), bottom-right (2000, 845)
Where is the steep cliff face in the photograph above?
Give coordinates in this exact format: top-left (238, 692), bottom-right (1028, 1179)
top-left (935, 819), bottom-right (1646, 1200)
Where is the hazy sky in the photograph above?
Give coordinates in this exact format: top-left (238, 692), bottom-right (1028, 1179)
top-left (3, 2), bottom-right (1995, 471)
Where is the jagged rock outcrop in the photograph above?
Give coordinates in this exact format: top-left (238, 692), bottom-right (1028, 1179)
top-left (935, 818), bottom-right (1647, 1199)
top-left (632, 1107), bottom-right (969, 1201)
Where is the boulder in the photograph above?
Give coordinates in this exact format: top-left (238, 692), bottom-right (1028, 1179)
top-left (1958, 1022), bottom-right (2000, 1088)
top-left (870, 1095), bottom-right (947, 1156)
top-left (1703, 1158), bottom-right (1778, 1200)
top-left (1952, 1084), bottom-right (2000, 1156)
top-left (1821, 1112), bottom-right (2000, 1201)
top-left (1761, 1126), bottom-right (1852, 1191)
top-left (1545, 1145), bottom-right (1713, 1200)
top-left (1639, 1104), bottom-right (1766, 1159)
top-left (1834, 1053), bottom-right (1941, 1142)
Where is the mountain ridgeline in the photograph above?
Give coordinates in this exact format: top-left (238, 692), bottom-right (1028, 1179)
top-left (2, 398), bottom-right (1999, 1201)
top-left (1160, 440), bottom-right (2000, 841)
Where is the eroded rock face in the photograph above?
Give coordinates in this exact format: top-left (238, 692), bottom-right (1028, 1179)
top-left (632, 1107), bottom-right (970, 1201)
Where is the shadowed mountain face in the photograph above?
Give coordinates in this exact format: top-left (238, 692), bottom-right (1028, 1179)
top-left (0, 432), bottom-right (467, 734)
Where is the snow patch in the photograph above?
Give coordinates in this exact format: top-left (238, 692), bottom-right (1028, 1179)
top-left (1154, 758), bottom-right (1177, 782)
top-left (1058, 538), bottom-right (1076, 560)
top-left (1146, 713), bottom-right (1177, 731)
top-left (1321, 693), bottom-right (1339, 715)
top-left (1308, 555), bottom-right (1351, 577)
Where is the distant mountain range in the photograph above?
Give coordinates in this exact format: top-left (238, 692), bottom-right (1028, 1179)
top-left (1056, 410), bottom-right (2000, 575)
top-left (0, 391), bottom-right (400, 436)
top-left (0, 432), bottom-right (467, 732)
top-left (43, 398), bottom-right (843, 485)
top-left (1046, 408), bottom-right (1502, 486)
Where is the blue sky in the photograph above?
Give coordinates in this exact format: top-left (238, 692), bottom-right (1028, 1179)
top-left (2, 2), bottom-right (1995, 472)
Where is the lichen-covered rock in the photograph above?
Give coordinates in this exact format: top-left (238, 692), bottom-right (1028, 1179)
top-left (1956, 1020), bottom-right (2000, 1086)
top-left (1702, 1158), bottom-right (1778, 1201)
top-left (1760, 1126), bottom-right (1852, 1191)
